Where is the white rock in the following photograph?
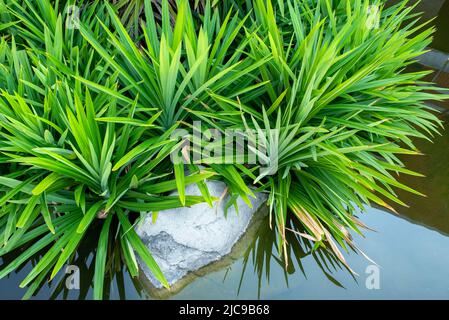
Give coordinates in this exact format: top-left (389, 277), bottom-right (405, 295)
top-left (135, 180), bottom-right (267, 289)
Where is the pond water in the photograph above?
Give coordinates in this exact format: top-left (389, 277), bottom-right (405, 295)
top-left (1, 112), bottom-right (448, 300)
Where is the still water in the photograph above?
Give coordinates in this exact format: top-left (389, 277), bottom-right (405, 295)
top-left (1, 112), bottom-right (448, 300)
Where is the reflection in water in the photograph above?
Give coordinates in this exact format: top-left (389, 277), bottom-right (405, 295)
top-left (237, 216), bottom-right (353, 299)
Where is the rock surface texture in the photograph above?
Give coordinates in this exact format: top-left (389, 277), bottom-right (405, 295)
top-left (135, 180), bottom-right (267, 288)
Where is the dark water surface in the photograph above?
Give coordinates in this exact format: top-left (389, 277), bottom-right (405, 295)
top-left (1, 113), bottom-right (448, 300)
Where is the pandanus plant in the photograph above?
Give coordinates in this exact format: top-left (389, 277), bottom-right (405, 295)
top-left (190, 0), bottom-right (445, 267)
top-left (0, 0), bottom-right (445, 299)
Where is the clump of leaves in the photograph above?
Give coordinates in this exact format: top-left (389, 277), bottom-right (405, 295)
top-left (0, 0), bottom-right (446, 299)
top-left (0, 0), bottom-right (215, 299)
top-left (190, 0), bottom-right (446, 268)
top-left (111, 0), bottom-right (253, 37)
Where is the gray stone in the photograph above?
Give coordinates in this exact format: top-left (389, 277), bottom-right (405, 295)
top-left (135, 180), bottom-right (267, 289)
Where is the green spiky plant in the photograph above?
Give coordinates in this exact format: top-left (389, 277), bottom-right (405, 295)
top-left (0, 0), bottom-right (446, 299)
top-left (189, 0), bottom-right (446, 267)
top-left (111, 0), bottom-right (256, 37)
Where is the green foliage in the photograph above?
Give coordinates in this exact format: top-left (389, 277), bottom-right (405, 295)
top-left (191, 0), bottom-right (445, 265)
top-left (0, 0), bottom-right (446, 299)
